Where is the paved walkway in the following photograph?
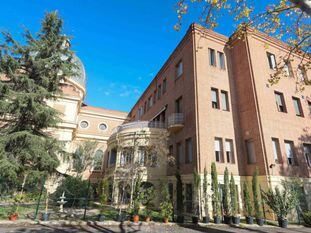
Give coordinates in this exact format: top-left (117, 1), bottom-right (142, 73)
top-left (1, 223), bottom-right (310, 233)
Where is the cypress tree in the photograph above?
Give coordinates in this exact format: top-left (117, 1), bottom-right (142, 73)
top-left (211, 162), bottom-right (221, 217)
top-left (230, 173), bottom-right (238, 216)
top-left (0, 12), bottom-right (78, 193)
top-left (203, 167), bottom-right (209, 217)
top-left (243, 182), bottom-right (253, 217)
top-left (252, 168), bottom-right (263, 219)
top-left (223, 167), bottom-right (230, 216)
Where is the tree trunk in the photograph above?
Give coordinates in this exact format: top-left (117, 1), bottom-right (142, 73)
top-left (20, 173), bottom-right (28, 196)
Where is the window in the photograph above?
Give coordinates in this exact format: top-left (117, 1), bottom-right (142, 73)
top-left (284, 61), bottom-right (293, 77)
top-left (218, 51), bottom-right (225, 69)
top-left (120, 148), bottom-right (133, 166)
top-left (214, 138), bottom-right (223, 163)
top-left (284, 141), bottom-right (295, 165)
top-left (221, 91), bottom-right (229, 111)
top-left (176, 60), bottom-right (183, 78)
top-left (297, 67), bottom-right (307, 82)
top-left (185, 138), bottom-right (193, 164)
top-left (185, 184), bottom-right (193, 213)
top-left (93, 150), bottom-right (103, 171)
top-left (267, 52), bottom-right (277, 70)
top-left (292, 97), bottom-right (303, 117)
top-left (211, 88), bottom-right (219, 109)
top-left (80, 121), bottom-right (89, 129)
top-left (153, 90), bottom-right (156, 104)
top-left (308, 101), bottom-right (311, 115)
top-left (109, 148), bottom-right (117, 166)
top-left (99, 123), bottom-right (108, 131)
top-left (225, 139), bottom-right (234, 164)
top-left (275, 91), bottom-right (287, 113)
top-left (303, 144), bottom-right (311, 167)
top-left (169, 145), bottom-right (173, 156)
top-left (175, 96), bottom-right (183, 113)
top-left (246, 140), bottom-right (256, 164)
top-left (144, 101), bottom-right (147, 113)
top-left (271, 138), bottom-right (281, 163)
top-left (157, 84), bottom-right (162, 100)
top-left (176, 142), bottom-right (183, 165)
top-left (163, 78), bottom-right (167, 94)
top-left (148, 96), bottom-right (153, 109)
top-left (209, 48), bottom-right (216, 66)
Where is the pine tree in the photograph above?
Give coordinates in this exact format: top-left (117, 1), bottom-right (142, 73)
top-left (230, 173), bottom-right (238, 216)
top-left (252, 168), bottom-right (263, 219)
top-left (243, 182), bottom-right (253, 217)
top-left (211, 162), bottom-right (221, 217)
top-left (0, 11), bottom-right (78, 193)
top-left (223, 167), bottom-right (230, 216)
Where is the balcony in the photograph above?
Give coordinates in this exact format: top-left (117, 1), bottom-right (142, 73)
top-left (112, 121), bottom-right (166, 134)
top-left (168, 113), bottom-right (184, 133)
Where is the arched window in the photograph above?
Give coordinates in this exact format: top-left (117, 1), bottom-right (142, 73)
top-left (93, 150), bottom-right (104, 171)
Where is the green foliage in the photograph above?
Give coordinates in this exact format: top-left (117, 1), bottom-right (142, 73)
top-left (223, 167), bottom-right (230, 216)
top-left (176, 171), bottom-right (184, 215)
top-left (211, 162), bottom-right (221, 217)
top-left (230, 173), bottom-right (238, 216)
top-left (99, 179), bottom-right (109, 211)
top-left (252, 168), bottom-right (263, 218)
top-left (261, 180), bottom-right (299, 220)
top-left (132, 175), bottom-right (143, 215)
top-left (0, 11), bottom-right (78, 191)
top-left (243, 182), bottom-right (253, 217)
top-left (72, 141), bottom-right (98, 175)
top-left (192, 170), bottom-right (201, 217)
top-left (302, 211), bottom-right (311, 227)
top-left (54, 176), bottom-right (89, 207)
top-left (203, 167), bottom-right (209, 216)
top-left (160, 182), bottom-right (173, 219)
top-left (142, 186), bottom-right (155, 217)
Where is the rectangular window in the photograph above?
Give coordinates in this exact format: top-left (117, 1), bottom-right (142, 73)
top-left (109, 149), bottom-right (117, 166)
top-left (163, 78), bottom-right (167, 94)
top-left (120, 148), bottom-right (133, 166)
top-left (271, 138), bottom-right (281, 163)
top-left (157, 84), bottom-right (162, 100)
top-left (221, 91), bottom-right (229, 111)
top-left (292, 97), bottom-right (304, 117)
top-left (303, 144), bottom-right (311, 167)
top-left (185, 138), bottom-right (193, 164)
top-left (218, 51), bottom-right (225, 69)
top-left (284, 61), bottom-right (293, 77)
top-left (225, 139), bottom-right (234, 164)
top-left (144, 101), bottom-right (147, 113)
top-left (185, 184), bottom-right (193, 213)
top-left (169, 145), bottom-right (173, 156)
top-left (214, 138), bottom-right (223, 163)
top-left (209, 48), bottom-right (216, 66)
top-left (148, 96), bottom-right (153, 109)
top-left (284, 141), bottom-right (295, 165)
top-left (176, 142), bottom-right (183, 165)
top-left (153, 90), bottom-right (156, 104)
top-left (176, 60), bottom-right (183, 78)
top-left (275, 91), bottom-right (287, 113)
top-left (211, 88), bottom-right (219, 109)
top-left (267, 52), bottom-right (277, 70)
top-left (308, 101), bottom-right (311, 115)
top-left (246, 140), bottom-right (256, 164)
top-left (175, 96), bottom-right (183, 113)
top-left (298, 67), bottom-right (307, 82)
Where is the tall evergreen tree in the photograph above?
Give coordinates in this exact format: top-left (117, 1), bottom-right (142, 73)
top-left (211, 162), bottom-right (221, 217)
top-left (252, 168), bottom-right (263, 219)
top-left (230, 173), bottom-right (238, 216)
top-left (243, 182), bottom-right (253, 217)
top-left (223, 167), bottom-right (230, 217)
top-left (0, 11), bottom-right (78, 193)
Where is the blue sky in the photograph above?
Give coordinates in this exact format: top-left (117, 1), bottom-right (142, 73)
top-left (0, 1), bottom-right (270, 112)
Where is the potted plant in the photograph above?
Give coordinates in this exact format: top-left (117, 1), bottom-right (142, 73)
top-left (8, 205), bottom-right (18, 221)
top-left (131, 175), bottom-right (143, 223)
top-left (98, 179), bottom-right (109, 221)
top-left (192, 171), bottom-right (201, 224)
top-left (223, 168), bottom-right (231, 224)
top-left (230, 174), bottom-right (240, 224)
top-left (176, 171), bottom-right (184, 223)
top-left (142, 186), bottom-right (155, 222)
top-left (252, 168), bottom-right (264, 226)
top-left (243, 182), bottom-right (254, 224)
top-left (160, 182), bottom-right (173, 223)
top-left (202, 167), bottom-right (210, 224)
top-left (211, 163), bottom-right (221, 224)
top-left (261, 180), bottom-right (299, 228)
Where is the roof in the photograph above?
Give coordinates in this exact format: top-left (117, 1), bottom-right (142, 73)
top-left (80, 104), bottom-right (129, 118)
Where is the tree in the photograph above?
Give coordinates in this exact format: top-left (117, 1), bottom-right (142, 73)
top-left (252, 168), bottom-right (263, 219)
top-left (175, 0), bottom-right (310, 87)
top-left (202, 167), bottom-right (210, 218)
top-left (176, 170), bottom-right (184, 217)
top-left (193, 171), bottom-right (201, 218)
top-left (160, 181), bottom-right (173, 220)
top-left (243, 182), bottom-right (253, 217)
top-left (0, 11), bottom-right (78, 193)
top-left (230, 173), bottom-right (238, 217)
top-left (223, 167), bottom-right (230, 217)
top-left (211, 162), bottom-right (221, 217)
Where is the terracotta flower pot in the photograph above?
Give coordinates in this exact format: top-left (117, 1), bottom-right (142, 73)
top-left (163, 217), bottom-right (169, 223)
top-left (9, 213), bottom-right (18, 221)
top-left (133, 215), bottom-right (139, 223)
top-left (145, 216), bottom-right (151, 222)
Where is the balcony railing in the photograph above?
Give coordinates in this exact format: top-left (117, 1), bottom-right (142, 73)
top-left (167, 113), bottom-right (184, 132)
top-left (112, 121), bottom-right (166, 134)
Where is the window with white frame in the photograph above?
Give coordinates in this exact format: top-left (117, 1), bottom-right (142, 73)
top-left (211, 88), bottom-right (219, 109)
top-left (246, 140), bottom-right (256, 164)
top-left (120, 148), bottom-right (133, 166)
top-left (93, 150), bottom-right (103, 171)
top-left (303, 144), bottom-right (311, 167)
top-left (221, 90), bottom-right (229, 111)
top-left (267, 52), bottom-right (277, 70)
top-left (292, 97), bottom-right (304, 117)
top-left (209, 48), bottom-right (216, 66)
top-left (138, 147), bottom-right (146, 166)
top-left (284, 61), bottom-right (293, 77)
top-left (275, 91), bottom-right (287, 113)
top-left (218, 51), bottom-right (226, 69)
top-left (284, 141), bottom-right (295, 165)
top-left (225, 139), bottom-right (234, 163)
top-left (271, 138), bottom-right (281, 163)
top-left (214, 138), bottom-right (223, 163)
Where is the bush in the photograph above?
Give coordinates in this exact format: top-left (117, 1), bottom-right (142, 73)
top-left (53, 176), bottom-right (89, 207)
top-left (302, 211), bottom-right (311, 227)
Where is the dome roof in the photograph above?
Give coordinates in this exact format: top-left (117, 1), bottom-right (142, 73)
top-left (71, 55), bottom-right (86, 87)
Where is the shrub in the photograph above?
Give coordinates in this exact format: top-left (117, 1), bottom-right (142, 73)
top-left (230, 173), bottom-right (238, 216)
top-left (160, 182), bottom-right (173, 220)
top-left (211, 162), bottom-right (221, 217)
top-left (243, 182), bottom-right (253, 217)
top-left (302, 211), bottom-right (311, 227)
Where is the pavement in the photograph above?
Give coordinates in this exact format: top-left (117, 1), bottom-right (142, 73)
top-left (0, 221), bottom-right (311, 233)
